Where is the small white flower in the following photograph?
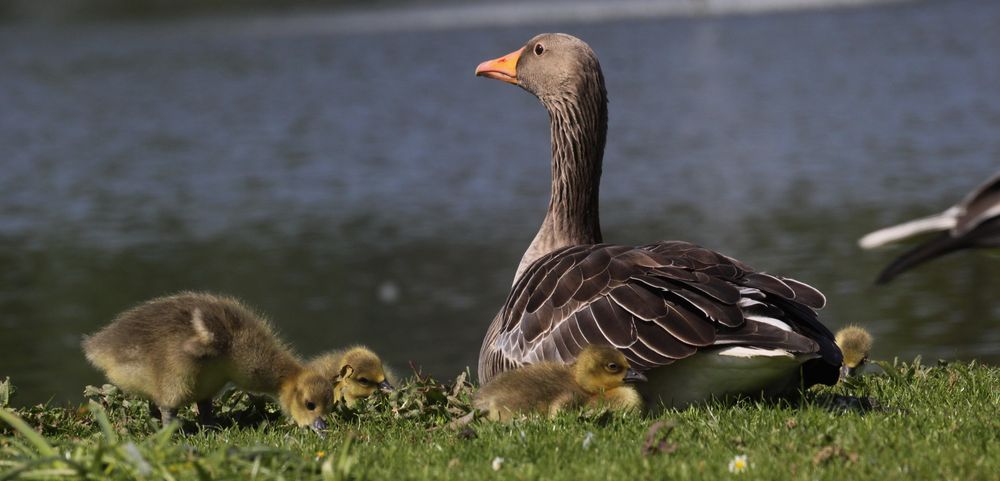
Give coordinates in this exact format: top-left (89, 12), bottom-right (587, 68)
top-left (491, 456), bottom-right (505, 471)
top-left (582, 431), bottom-right (594, 450)
top-left (728, 454), bottom-right (749, 474)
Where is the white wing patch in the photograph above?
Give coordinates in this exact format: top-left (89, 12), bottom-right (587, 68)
top-left (717, 347), bottom-right (793, 358)
top-left (745, 315), bottom-right (793, 332)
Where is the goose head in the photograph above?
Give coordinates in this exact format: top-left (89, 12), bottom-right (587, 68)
top-left (572, 345), bottom-right (647, 394)
top-left (476, 33), bottom-right (605, 104)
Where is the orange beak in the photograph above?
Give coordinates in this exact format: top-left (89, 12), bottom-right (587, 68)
top-left (475, 47), bottom-right (523, 85)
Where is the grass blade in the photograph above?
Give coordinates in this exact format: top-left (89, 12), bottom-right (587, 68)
top-left (0, 378), bottom-right (12, 408)
top-left (0, 408), bottom-right (57, 457)
top-left (88, 401), bottom-right (118, 444)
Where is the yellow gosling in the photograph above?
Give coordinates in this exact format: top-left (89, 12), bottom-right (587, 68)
top-left (82, 292), bottom-right (332, 431)
top-left (307, 346), bottom-right (394, 407)
top-left (474, 345), bottom-right (646, 421)
top-left (835, 326), bottom-right (874, 378)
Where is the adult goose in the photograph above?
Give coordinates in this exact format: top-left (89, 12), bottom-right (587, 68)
top-left (859, 171), bottom-right (1000, 284)
top-left (474, 33), bottom-right (842, 409)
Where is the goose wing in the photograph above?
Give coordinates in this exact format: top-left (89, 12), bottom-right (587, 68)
top-left (859, 171), bottom-right (1000, 249)
top-left (859, 172), bottom-right (1000, 283)
top-left (487, 241), bottom-right (839, 378)
top-left (953, 171), bottom-right (1000, 236)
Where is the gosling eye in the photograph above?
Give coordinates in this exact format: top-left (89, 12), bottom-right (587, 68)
top-left (306, 401), bottom-right (316, 411)
top-left (357, 377), bottom-right (371, 385)
top-left (606, 362), bottom-right (619, 372)
top-left (534, 43), bottom-right (545, 56)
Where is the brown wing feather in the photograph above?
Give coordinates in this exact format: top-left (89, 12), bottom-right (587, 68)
top-left (588, 297), bottom-right (638, 347)
top-left (714, 320), bottom-right (818, 353)
top-left (608, 284), bottom-right (671, 320)
top-left (781, 277), bottom-right (827, 309)
top-left (549, 266), bottom-right (584, 308)
top-left (741, 272), bottom-right (795, 300)
top-left (633, 317), bottom-right (699, 360)
top-left (578, 248), bottom-right (613, 278)
top-left (653, 300), bottom-right (717, 346)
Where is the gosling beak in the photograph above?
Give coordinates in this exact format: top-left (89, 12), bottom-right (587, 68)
top-left (475, 47), bottom-right (522, 85)
top-left (378, 380), bottom-right (395, 392)
top-left (311, 417), bottom-right (328, 433)
top-left (841, 357), bottom-right (868, 379)
top-left (624, 368), bottom-right (647, 383)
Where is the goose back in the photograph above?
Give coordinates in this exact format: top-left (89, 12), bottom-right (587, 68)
top-left (479, 240), bottom-right (841, 387)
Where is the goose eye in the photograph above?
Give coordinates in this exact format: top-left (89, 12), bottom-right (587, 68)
top-left (606, 362), bottom-right (619, 371)
top-left (306, 401), bottom-right (316, 411)
top-left (358, 378), bottom-right (370, 385)
top-left (534, 43), bottom-right (545, 55)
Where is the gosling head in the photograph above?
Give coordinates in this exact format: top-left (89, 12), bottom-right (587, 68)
top-left (336, 347), bottom-right (394, 406)
top-left (835, 326), bottom-right (874, 378)
top-left (280, 371), bottom-right (333, 432)
top-left (572, 345), bottom-right (646, 394)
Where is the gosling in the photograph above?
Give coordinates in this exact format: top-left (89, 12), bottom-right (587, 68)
top-left (82, 292), bottom-right (331, 431)
top-left (835, 326), bottom-right (874, 378)
top-left (307, 346), bottom-right (394, 407)
top-left (474, 345), bottom-right (646, 421)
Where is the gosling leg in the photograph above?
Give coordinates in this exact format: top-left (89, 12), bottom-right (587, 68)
top-left (148, 400), bottom-right (161, 421)
top-left (195, 399), bottom-right (216, 426)
top-left (159, 406), bottom-right (179, 426)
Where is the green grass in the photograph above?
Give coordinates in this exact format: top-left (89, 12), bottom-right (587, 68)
top-left (1, 359), bottom-right (998, 480)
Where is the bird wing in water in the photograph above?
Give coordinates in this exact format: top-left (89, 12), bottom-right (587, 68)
top-left (859, 172), bottom-right (1000, 249)
top-left (858, 171), bottom-right (1000, 283)
top-left (874, 217), bottom-right (1000, 284)
top-left (953, 172), bottom-right (1000, 236)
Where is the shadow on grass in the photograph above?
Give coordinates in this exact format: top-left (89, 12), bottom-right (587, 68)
top-left (82, 383), bottom-right (287, 435)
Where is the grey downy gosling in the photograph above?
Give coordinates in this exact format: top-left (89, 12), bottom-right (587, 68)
top-left (306, 346), bottom-right (394, 407)
top-left (474, 345), bottom-right (646, 421)
top-left (82, 292), bottom-right (332, 431)
top-left (835, 326), bottom-right (874, 378)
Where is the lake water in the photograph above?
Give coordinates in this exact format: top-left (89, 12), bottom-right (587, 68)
top-left (1, 0), bottom-right (997, 406)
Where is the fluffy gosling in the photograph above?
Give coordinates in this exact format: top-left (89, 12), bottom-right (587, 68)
top-left (307, 346), bottom-right (394, 407)
top-left (474, 345), bottom-right (646, 421)
top-left (82, 292), bottom-right (331, 431)
top-left (835, 326), bottom-right (874, 378)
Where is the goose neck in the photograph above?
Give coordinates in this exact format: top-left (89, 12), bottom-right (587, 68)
top-left (514, 87), bottom-right (607, 282)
